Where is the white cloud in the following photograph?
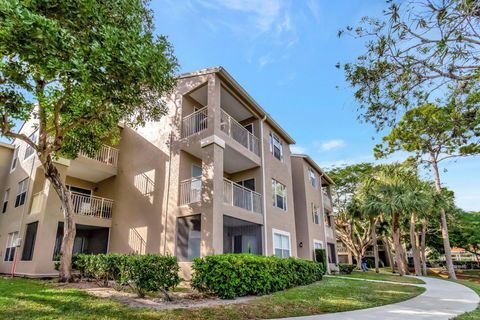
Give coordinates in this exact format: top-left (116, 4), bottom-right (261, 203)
top-left (319, 139), bottom-right (346, 152)
top-left (291, 145), bottom-right (307, 154)
top-left (306, 0), bottom-right (322, 23)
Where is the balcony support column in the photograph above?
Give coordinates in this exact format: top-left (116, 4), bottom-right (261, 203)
top-left (206, 74), bottom-right (221, 136)
top-left (200, 136), bottom-right (225, 256)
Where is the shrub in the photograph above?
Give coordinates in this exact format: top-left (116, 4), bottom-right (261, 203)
top-left (122, 254), bottom-right (181, 298)
top-left (339, 264), bottom-right (355, 274)
top-left (191, 254), bottom-right (323, 299)
top-left (314, 248), bottom-right (327, 274)
top-left (74, 253), bottom-right (181, 297)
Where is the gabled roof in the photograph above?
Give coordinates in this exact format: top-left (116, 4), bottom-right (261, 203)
top-left (178, 66), bottom-right (296, 145)
top-left (291, 154), bottom-right (334, 185)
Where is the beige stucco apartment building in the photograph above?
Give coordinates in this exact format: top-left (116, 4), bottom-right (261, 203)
top-left (0, 67), bottom-right (336, 278)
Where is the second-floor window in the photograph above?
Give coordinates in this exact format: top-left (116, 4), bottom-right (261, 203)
top-left (324, 212), bottom-right (332, 227)
top-left (312, 203), bottom-right (320, 224)
top-left (10, 146), bottom-right (19, 172)
top-left (2, 189), bottom-right (9, 213)
top-left (272, 179), bottom-right (287, 210)
top-left (4, 231), bottom-right (19, 262)
top-left (269, 132), bottom-right (283, 161)
top-left (24, 130), bottom-right (38, 160)
top-left (15, 178), bottom-right (28, 208)
top-left (308, 167), bottom-right (317, 188)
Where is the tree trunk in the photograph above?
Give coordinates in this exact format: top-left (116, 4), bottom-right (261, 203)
top-left (409, 213), bottom-right (422, 276)
top-left (432, 159), bottom-right (456, 280)
top-left (392, 213), bottom-right (407, 276)
top-left (384, 238), bottom-right (395, 273)
top-left (420, 220), bottom-right (428, 276)
top-left (44, 155), bottom-right (76, 282)
top-left (355, 254), bottom-right (362, 270)
top-left (370, 217), bottom-right (380, 273)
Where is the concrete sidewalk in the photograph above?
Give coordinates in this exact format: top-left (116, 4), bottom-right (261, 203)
top-left (280, 276), bottom-right (479, 320)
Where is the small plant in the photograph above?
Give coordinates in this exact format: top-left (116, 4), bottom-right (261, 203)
top-left (339, 264), bottom-right (355, 274)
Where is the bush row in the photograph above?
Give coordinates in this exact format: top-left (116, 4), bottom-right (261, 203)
top-left (75, 253), bottom-right (181, 297)
top-left (191, 254), bottom-right (324, 299)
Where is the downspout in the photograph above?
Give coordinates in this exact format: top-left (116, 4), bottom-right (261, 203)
top-left (319, 172), bottom-right (330, 274)
top-left (163, 130), bottom-right (174, 255)
top-left (260, 115), bottom-right (268, 256)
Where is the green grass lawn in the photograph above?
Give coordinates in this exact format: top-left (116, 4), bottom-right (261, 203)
top-left (0, 276), bottom-right (424, 319)
top-left (449, 278), bottom-right (480, 320)
top-left (336, 270), bottom-right (426, 284)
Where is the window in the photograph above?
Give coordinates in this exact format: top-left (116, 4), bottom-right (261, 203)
top-left (272, 179), bottom-right (287, 210)
top-left (21, 222), bottom-right (38, 261)
top-left (2, 189), bottom-right (9, 213)
top-left (324, 212), bottom-right (332, 227)
top-left (269, 132), bottom-right (283, 161)
top-left (237, 178), bottom-right (255, 191)
top-left (4, 231), bottom-right (19, 262)
top-left (314, 240), bottom-right (323, 250)
top-left (308, 167), bottom-right (317, 188)
top-left (176, 214), bottom-right (201, 262)
top-left (10, 146), bottom-right (19, 172)
top-left (15, 178), bottom-right (28, 207)
top-left (24, 130), bottom-right (38, 160)
top-left (273, 230), bottom-right (290, 258)
top-left (312, 203), bottom-right (320, 224)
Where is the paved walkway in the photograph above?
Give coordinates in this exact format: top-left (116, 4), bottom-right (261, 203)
top-left (280, 276), bottom-right (479, 320)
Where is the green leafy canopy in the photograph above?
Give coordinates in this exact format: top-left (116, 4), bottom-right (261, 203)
top-left (0, 0), bottom-right (178, 158)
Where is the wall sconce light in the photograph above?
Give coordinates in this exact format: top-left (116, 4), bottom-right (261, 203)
top-left (299, 242), bottom-right (303, 248)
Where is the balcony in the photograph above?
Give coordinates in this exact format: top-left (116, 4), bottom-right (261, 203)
top-left (68, 144), bottom-right (119, 183)
top-left (325, 226), bottom-right (335, 240)
top-left (80, 144), bottom-right (119, 167)
top-left (181, 107), bottom-right (208, 138)
top-left (323, 193), bottom-right (332, 210)
top-left (179, 177), bottom-right (202, 205)
top-left (220, 109), bottom-right (260, 156)
top-left (71, 192), bottom-right (113, 219)
top-left (223, 178), bottom-right (262, 214)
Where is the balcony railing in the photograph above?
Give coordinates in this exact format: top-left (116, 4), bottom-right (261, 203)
top-left (325, 226), bottom-right (334, 239)
top-left (181, 107), bottom-right (208, 138)
top-left (223, 178), bottom-right (262, 214)
top-left (179, 177), bottom-right (202, 205)
top-left (220, 109), bottom-right (260, 156)
top-left (79, 145), bottom-right (119, 167)
top-left (71, 192), bottom-right (113, 219)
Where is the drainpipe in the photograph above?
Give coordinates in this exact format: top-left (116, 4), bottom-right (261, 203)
top-left (259, 115), bottom-right (268, 256)
top-left (319, 172), bottom-right (331, 274)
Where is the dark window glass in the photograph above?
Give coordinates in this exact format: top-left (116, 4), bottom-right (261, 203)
top-left (21, 222), bottom-right (38, 261)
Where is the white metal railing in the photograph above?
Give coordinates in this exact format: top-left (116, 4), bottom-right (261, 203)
top-left (181, 107), bottom-right (208, 138)
top-left (223, 178), bottom-right (262, 214)
top-left (220, 109), bottom-right (260, 156)
top-left (179, 177), bottom-right (202, 205)
top-left (71, 192), bottom-right (113, 219)
top-left (80, 145), bottom-right (119, 167)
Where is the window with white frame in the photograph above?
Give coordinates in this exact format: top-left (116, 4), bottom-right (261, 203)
top-left (308, 167), bottom-right (317, 188)
top-left (2, 189), bottom-right (9, 213)
top-left (15, 178), bottom-right (28, 208)
top-left (312, 203), bottom-right (320, 224)
top-left (10, 146), bottom-right (19, 172)
top-left (313, 240), bottom-right (323, 250)
top-left (4, 231), bottom-right (19, 261)
top-left (273, 230), bottom-right (290, 258)
top-left (272, 179), bottom-right (287, 210)
top-left (269, 132), bottom-right (283, 161)
top-left (24, 130), bottom-right (38, 160)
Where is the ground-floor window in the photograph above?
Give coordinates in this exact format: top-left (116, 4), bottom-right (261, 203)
top-left (313, 240), bottom-right (323, 260)
top-left (4, 231), bottom-right (19, 261)
top-left (21, 221), bottom-right (38, 261)
top-left (273, 229), bottom-right (291, 258)
top-left (176, 214), bottom-right (201, 262)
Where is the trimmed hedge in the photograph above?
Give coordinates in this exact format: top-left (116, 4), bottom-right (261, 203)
top-left (314, 248), bottom-right (327, 274)
top-left (75, 253), bottom-right (181, 298)
top-left (339, 264), bottom-right (355, 274)
top-left (191, 254), bottom-right (323, 299)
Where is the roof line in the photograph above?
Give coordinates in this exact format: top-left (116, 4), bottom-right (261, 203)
top-left (291, 153), bottom-right (334, 185)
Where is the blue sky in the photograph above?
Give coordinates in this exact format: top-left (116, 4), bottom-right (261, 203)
top-left (150, 0), bottom-right (479, 211)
